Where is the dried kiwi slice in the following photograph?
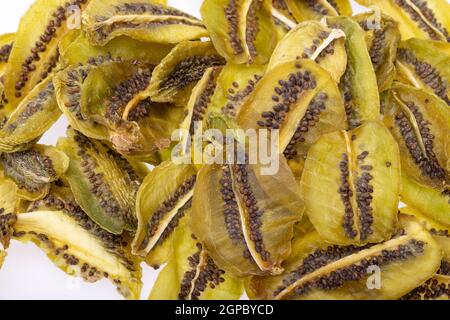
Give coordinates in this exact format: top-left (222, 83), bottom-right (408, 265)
top-left (192, 157), bottom-right (303, 277)
top-left (355, 0), bottom-right (450, 42)
top-left (14, 185), bottom-right (142, 299)
top-left (0, 76), bottom-right (60, 152)
top-left (326, 16), bottom-right (380, 129)
top-left (132, 161), bottom-right (197, 267)
top-left (301, 121), bottom-right (401, 245)
top-left (82, 0), bottom-right (208, 46)
top-left (353, 11), bottom-right (401, 92)
top-left (247, 215), bottom-right (442, 300)
top-left (148, 41), bottom-right (225, 106)
top-left (396, 38), bottom-right (450, 105)
top-left (201, 0), bottom-right (278, 64)
top-left (0, 145), bottom-right (69, 201)
top-left (383, 83), bottom-right (449, 191)
top-left (149, 221), bottom-right (243, 300)
top-left (58, 30), bottom-right (173, 67)
top-left (267, 21), bottom-right (347, 82)
top-left (209, 63), bottom-right (265, 119)
top-left (0, 33), bottom-right (14, 76)
top-left (284, 0), bottom-right (352, 22)
top-left (237, 59), bottom-right (347, 178)
top-left (4, 0), bottom-right (90, 107)
top-left (57, 128), bottom-right (145, 234)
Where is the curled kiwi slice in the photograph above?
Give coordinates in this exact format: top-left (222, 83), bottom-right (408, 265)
top-left (83, 0), bottom-right (208, 46)
top-left (383, 83), bottom-right (449, 192)
top-left (148, 41), bottom-right (226, 106)
top-left (149, 221), bottom-right (243, 300)
top-left (301, 121), bottom-right (401, 245)
top-left (268, 21), bottom-right (347, 82)
top-left (57, 128), bottom-right (145, 234)
top-left (0, 76), bottom-right (60, 152)
top-left (201, 0), bottom-right (278, 64)
top-left (400, 207), bottom-right (450, 300)
top-left (14, 185), bottom-right (142, 299)
top-left (248, 215), bottom-right (442, 300)
top-left (237, 60), bottom-right (347, 178)
top-left (58, 30), bottom-right (173, 68)
top-left (284, 0), bottom-right (352, 22)
top-left (0, 33), bottom-right (14, 76)
top-left (4, 0), bottom-right (90, 107)
top-left (396, 38), bottom-right (450, 105)
top-left (132, 161), bottom-right (197, 267)
top-left (326, 16), bottom-right (380, 129)
top-left (355, 0), bottom-right (450, 42)
top-left (192, 157), bottom-right (303, 277)
top-left (0, 145), bottom-right (69, 201)
top-left (353, 11), bottom-right (401, 92)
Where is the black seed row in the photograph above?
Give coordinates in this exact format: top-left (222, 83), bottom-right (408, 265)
top-left (189, 67), bottom-right (220, 135)
top-left (0, 43), bottom-right (12, 63)
top-left (95, 19), bottom-right (205, 42)
top-left (245, 0), bottom-right (262, 60)
top-left (395, 106), bottom-right (446, 182)
top-left (274, 243), bottom-right (370, 296)
top-left (355, 156), bottom-right (374, 241)
top-left (402, 277), bottom-right (450, 300)
top-left (65, 68), bottom-right (86, 121)
top-left (284, 92), bottom-right (328, 159)
top-left (339, 68), bottom-right (360, 129)
top-left (234, 163), bottom-right (271, 262)
top-left (257, 65), bottom-right (318, 130)
top-left (156, 199), bottom-right (192, 248)
top-left (0, 209), bottom-right (17, 248)
top-left (327, 0), bottom-right (340, 14)
top-left (179, 243), bottom-right (226, 300)
top-left (30, 193), bottom-right (136, 272)
top-left (410, 0), bottom-right (450, 41)
top-left (0, 149), bottom-right (57, 192)
top-left (369, 29), bottom-right (385, 69)
top-left (222, 73), bottom-right (262, 118)
top-left (15, 0), bottom-right (88, 98)
top-left (429, 227), bottom-right (450, 238)
top-left (139, 175), bottom-right (196, 251)
top-left (338, 153), bottom-right (357, 239)
top-left (6, 81), bottom-right (54, 133)
top-left (128, 98), bottom-right (151, 122)
top-left (305, 0), bottom-right (329, 15)
top-left (298, 31), bottom-right (331, 59)
top-left (397, 48), bottom-right (449, 105)
top-left (219, 165), bottom-right (253, 261)
top-left (159, 55), bottom-right (225, 91)
top-left (114, 2), bottom-right (198, 20)
top-left (394, 0), bottom-right (445, 41)
top-left (284, 240), bottom-right (425, 299)
top-left (225, 0), bottom-right (245, 55)
top-left (74, 131), bottom-right (131, 224)
top-left (105, 68), bottom-right (152, 122)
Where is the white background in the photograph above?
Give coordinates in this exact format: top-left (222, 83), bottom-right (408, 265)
top-left (0, 0), bottom-right (370, 299)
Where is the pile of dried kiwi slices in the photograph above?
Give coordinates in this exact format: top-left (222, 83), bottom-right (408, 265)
top-left (0, 0), bottom-right (448, 300)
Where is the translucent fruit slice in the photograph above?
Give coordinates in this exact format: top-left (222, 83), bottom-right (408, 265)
top-left (247, 215), bottom-right (442, 300)
top-left (82, 0), bottom-right (208, 46)
top-left (301, 121), bottom-right (401, 245)
top-left (191, 158), bottom-right (303, 277)
top-left (353, 11), bottom-right (401, 92)
top-left (149, 221), bottom-right (243, 300)
top-left (355, 0), bottom-right (450, 42)
top-left (148, 41), bottom-right (226, 106)
top-left (326, 16), bottom-right (380, 129)
top-left (267, 21), bottom-right (347, 82)
top-left (201, 0), bottom-right (278, 64)
top-left (57, 128), bottom-right (145, 234)
top-left (132, 161), bottom-right (197, 268)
